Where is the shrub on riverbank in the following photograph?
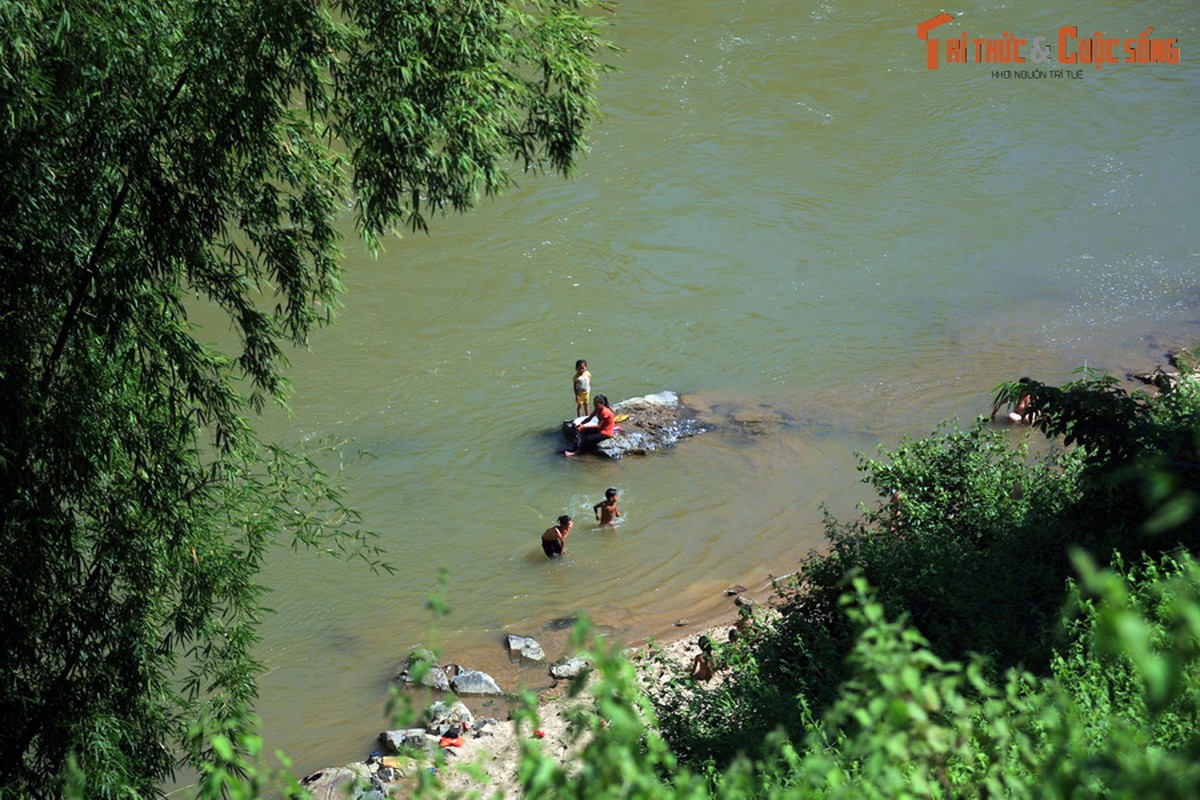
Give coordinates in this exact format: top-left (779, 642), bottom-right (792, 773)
top-left (642, 370), bottom-right (1200, 791)
top-left (515, 550), bottom-right (1200, 799)
top-left (651, 419), bottom-right (1086, 764)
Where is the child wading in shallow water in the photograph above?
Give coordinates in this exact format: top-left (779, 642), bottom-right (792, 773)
top-left (593, 487), bottom-right (621, 525)
top-left (541, 515), bottom-right (573, 559)
top-left (991, 376), bottom-right (1036, 424)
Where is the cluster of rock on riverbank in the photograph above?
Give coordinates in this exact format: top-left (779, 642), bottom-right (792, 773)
top-left (298, 634), bottom-right (590, 799)
top-left (299, 588), bottom-right (762, 799)
top-left (1130, 345), bottom-right (1200, 393)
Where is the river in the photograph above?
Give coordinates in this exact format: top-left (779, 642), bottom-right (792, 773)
top-left (207, 0), bottom-right (1200, 779)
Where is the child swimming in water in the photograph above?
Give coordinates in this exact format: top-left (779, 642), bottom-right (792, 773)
top-left (593, 487), bottom-right (621, 526)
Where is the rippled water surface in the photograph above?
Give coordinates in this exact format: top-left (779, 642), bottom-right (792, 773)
top-left (195, 0), bottom-right (1200, 778)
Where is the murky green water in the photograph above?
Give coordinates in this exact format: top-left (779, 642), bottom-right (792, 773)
top-left (208, 0), bottom-right (1200, 778)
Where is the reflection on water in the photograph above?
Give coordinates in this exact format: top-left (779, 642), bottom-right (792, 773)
top-left (208, 0), bottom-right (1200, 780)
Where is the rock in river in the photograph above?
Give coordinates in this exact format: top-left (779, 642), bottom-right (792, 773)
top-left (549, 656), bottom-right (591, 680)
top-left (506, 633), bottom-right (545, 661)
top-left (449, 668), bottom-right (504, 696)
top-left (561, 391), bottom-right (707, 458)
top-left (392, 648), bottom-right (452, 692)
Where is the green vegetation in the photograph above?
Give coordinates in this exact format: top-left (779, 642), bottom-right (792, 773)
top-left (0, 0), bottom-right (610, 795)
top-left (4, 0), bottom-right (1197, 795)
top-left (1172, 346), bottom-right (1200, 374)
top-left (514, 370), bottom-right (1200, 799)
top-left (533, 549), bottom-right (1200, 799)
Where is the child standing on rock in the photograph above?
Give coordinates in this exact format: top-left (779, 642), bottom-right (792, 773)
top-left (573, 359), bottom-right (591, 417)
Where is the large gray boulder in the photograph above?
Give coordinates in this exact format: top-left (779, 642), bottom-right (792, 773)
top-left (299, 764), bottom-right (379, 800)
top-left (449, 668), bottom-right (504, 696)
top-left (506, 634), bottom-right (545, 661)
top-left (562, 391), bottom-right (707, 458)
top-left (378, 728), bottom-right (435, 755)
top-left (549, 656), bottom-right (590, 680)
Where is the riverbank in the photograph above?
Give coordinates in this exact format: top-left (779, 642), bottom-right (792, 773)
top-left (435, 578), bottom-right (766, 789)
top-left (297, 588), bottom-right (759, 799)
top-left (415, 618), bottom-right (739, 798)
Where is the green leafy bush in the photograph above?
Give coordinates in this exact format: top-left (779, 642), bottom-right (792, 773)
top-left (653, 371), bottom-right (1200, 777)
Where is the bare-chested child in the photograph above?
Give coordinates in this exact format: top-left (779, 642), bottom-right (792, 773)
top-left (689, 636), bottom-right (715, 682)
top-left (593, 488), bottom-right (621, 526)
top-left (991, 376), bottom-right (1036, 424)
top-left (541, 515), bottom-right (573, 558)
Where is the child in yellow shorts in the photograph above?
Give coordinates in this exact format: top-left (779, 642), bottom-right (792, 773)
top-left (573, 359), bottom-right (591, 417)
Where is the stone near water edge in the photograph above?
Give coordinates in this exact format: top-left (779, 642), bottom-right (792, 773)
top-left (371, 755), bottom-right (410, 785)
top-left (300, 764), bottom-right (381, 800)
top-left (299, 767), bottom-right (355, 800)
top-left (1169, 345), bottom-right (1200, 374)
top-left (378, 728), bottom-right (434, 755)
top-left (725, 584), bottom-right (748, 596)
top-left (506, 634), bottom-right (545, 661)
top-left (549, 656), bottom-right (590, 680)
top-left (472, 717), bottom-right (501, 738)
top-left (425, 699), bottom-right (476, 736)
top-left (545, 615), bottom-right (578, 631)
top-left (393, 648), bottom-right (452, 692)
top-left (373, 766), bottom-right (406, 789)
top-left (450, 668), bottom-right (505, 696)
top-left (411, 664), bottom-right (452, 692)
top-left (1131, 368), bottom-right (1183, 393)
top-left (367, 754), bottom-right (410, 788)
